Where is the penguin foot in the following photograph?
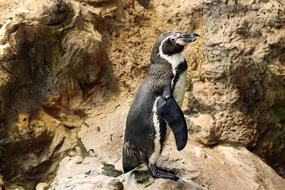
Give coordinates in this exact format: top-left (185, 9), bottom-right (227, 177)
top-left (149, 163), bottom-right (179, 181)
top-left (156, 166), bottom-right (177, 175)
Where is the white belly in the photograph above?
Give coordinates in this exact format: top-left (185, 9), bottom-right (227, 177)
top-left (151, 71), bottom-right (187, 158)
top-left (163, 70), bottom-right (187, 146)
top-left (173, 71), bottom-right (187, 107)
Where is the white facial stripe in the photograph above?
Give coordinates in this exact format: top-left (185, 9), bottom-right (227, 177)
top-left (159, 36), bottom-right (186, 88)
top-left (158, 37), bottom-right (185, 71)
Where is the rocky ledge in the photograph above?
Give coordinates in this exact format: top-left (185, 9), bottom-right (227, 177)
top-left (48, 143), bottom-right (285, 190)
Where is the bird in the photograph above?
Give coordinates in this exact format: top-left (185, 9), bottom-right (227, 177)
top-left (122, 31), bottom-right (199, 180)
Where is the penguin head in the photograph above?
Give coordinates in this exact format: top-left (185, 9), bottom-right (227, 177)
top-left (151, 31), bottom-right (199, 63)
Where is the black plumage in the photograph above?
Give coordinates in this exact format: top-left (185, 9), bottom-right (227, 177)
top-left (122, 31), bottom-right (199, 180)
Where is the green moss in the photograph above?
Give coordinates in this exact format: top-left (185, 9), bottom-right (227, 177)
top-left (0, 121), bottom-right (5, 140)
top-left (272, 107), bottom-right (285, 120)
top-left (264, 124), bottom-right (285, 146)
top-left (271, 72), bottom-right (285, 105)
top-left (268, 67), bottom-right (285, 148)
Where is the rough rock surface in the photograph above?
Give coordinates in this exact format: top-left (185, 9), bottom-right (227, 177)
top-left (188, 0), bottom-right (285, 147)
top-left (48, 132), bottom-right (285, 190)
top-left (0, 0), bottom-right (284, 189)
top-left (49, 98), bottom-right (285, 190)
top-left (0, 0), bottom-right (109, 187)
top-left (187, 0), bottom-right (285, 175)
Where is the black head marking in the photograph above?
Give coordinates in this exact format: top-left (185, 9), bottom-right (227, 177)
top-left (161, 34), bottom-right (185, 56)
top-left (150, 32), bottom-right (182, 63)
top-left (150, 31), bottom-right (199, 64)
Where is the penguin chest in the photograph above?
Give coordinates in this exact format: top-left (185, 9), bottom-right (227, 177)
top-left (173, 71), bottom-right (187, 107)
top-left (162, 70), bottom-right (187, 146)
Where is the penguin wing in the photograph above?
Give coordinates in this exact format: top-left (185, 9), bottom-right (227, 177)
top-left (156, 86), bottom-right (188, 151)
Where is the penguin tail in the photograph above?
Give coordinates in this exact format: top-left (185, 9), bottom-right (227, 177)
top-left (122, 142), bottom-right (141, 173)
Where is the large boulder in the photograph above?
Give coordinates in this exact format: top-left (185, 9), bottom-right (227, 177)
top-left (48, 141), bottom-right (285, 190)
top-left (0, 0), bottom-right (108, 186)
top-left (187, 1), bottom-right (285, 171)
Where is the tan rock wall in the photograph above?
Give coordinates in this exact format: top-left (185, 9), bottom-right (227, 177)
top-left (0, 0), bottom-right (284, 188)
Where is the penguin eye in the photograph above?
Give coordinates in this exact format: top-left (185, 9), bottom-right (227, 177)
top-left (170, 37), bottom-right (175, 43)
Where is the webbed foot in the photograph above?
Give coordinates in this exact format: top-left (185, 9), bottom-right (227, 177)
top-left (148, 163), bottom-right (179, 181)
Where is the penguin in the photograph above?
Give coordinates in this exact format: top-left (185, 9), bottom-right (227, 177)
top-left (122, 31), bottom-right (199, 180)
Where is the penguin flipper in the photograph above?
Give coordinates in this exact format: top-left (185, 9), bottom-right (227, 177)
top-left (156, 88), bottom-right (188, 151)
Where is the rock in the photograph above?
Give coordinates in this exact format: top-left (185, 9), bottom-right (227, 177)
top-left (56, 29), bottom-right (105, 107)
top-left (49, 174), bottom-right (123, 190)
top-left (192, 0), bottom-right (285, 175)
top-left (0, 43), bottom-right (12, 60)
top-left (203, 145), bottom-right (285, 190)
top-left (49, 139), bottom-right (285, 190)
top-left (78, 100), bottom-right (129, 163)
top-left (14, 187), bottom-right (25, 190)
top-left (0, 0), bottom-right (107, 187)
top-left (53, 156), bottom-right (102, 181)
top-left (49, 155), bottom-right (123, 190)
top-left (138, 0), bottom-right (150, 8)
top-left (191, 82), bottom-right (239, 110)
top-left (77, 0), bottom-right (115, 5)
top-left (162, 142), bottom-right (285, 190)
top-left (0, 176), bottom-right (4, 190)
top-left (20, 0), bottom-right (70, 25)
top-left (188, 0), bottom-right (285, 152)
top-left (123, 168), bottom-right (204, 190)
top-left (187, 114), bottom-right (217, 145)
top-left (60, 30), bottom-right (103, 85)
top-left (36, 182), bottom-right (49, 190)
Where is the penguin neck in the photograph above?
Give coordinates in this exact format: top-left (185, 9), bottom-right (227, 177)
top-left (158, 46), bottom-right (185, 71)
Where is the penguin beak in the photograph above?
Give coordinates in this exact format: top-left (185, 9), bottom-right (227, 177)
top-left (175, 33), bottom-right (199, 46)
top-left (181, 33), bottom-right (200, 43)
